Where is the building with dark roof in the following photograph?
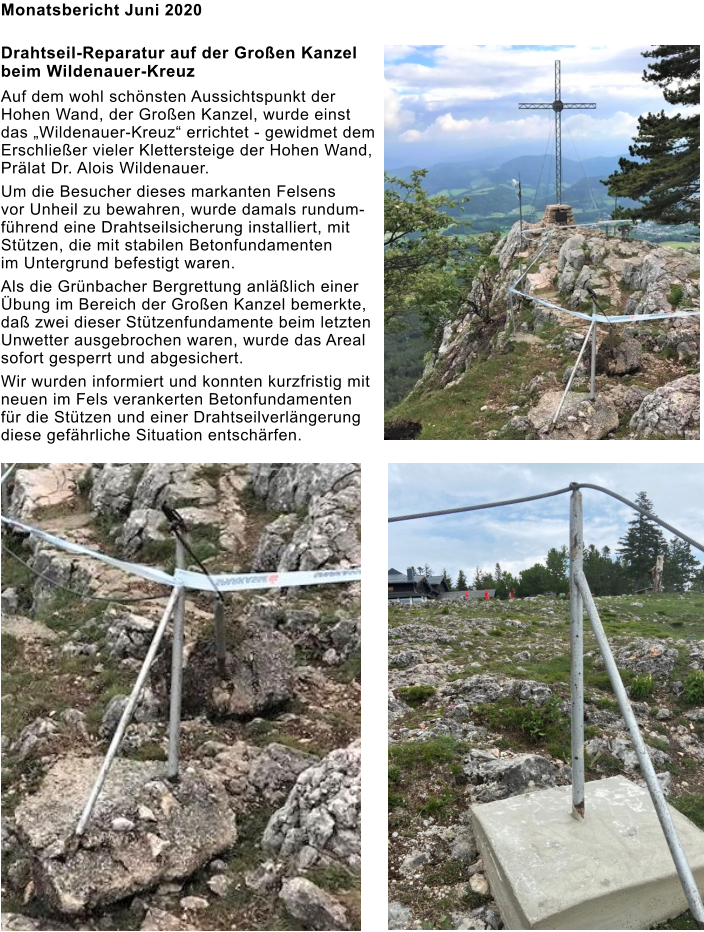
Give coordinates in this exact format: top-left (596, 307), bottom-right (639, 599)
top-left (388, 567), bottom-right (451, 601)
top-left (388, 568), bottom-right (498, 602)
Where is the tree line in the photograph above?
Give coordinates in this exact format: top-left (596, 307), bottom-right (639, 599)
top-left (430, 492), bottom-right (704, 598)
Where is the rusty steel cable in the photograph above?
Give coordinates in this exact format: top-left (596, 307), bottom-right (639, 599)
top-left (388, 482), bottom-right (704, 554)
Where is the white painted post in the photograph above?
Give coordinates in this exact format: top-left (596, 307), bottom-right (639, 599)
top-left (590, 301), bottom-right (597, 400)
top-left (75, 586), bottom-right (180, 835)
top-left (0, 463), bottom-right (10, 515)
top-left (569, 488), bottom-right (585, 820)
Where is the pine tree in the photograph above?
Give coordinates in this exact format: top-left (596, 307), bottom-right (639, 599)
top-left (616, 492), bottom-right (666, 592)
top-left (605, 46), bottom-right (700, 224)
top-left (546, 546), bottom-right (569, 593)
top-left (441, 567), bottom-right (454, 589)
top-left (692, 565), bottom-right (704, 593)
top-left (456, 569), bottom-right (468, 591)
top-left (662, 538), bottom-right (701, 592)
top-left (494, 562), bottom-right (502, 583)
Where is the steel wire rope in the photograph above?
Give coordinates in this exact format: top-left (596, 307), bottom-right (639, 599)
top-left (532, 118), bottom-right (553, 211)
top-left (1, 540), bottom-right (167, 605)
top-left (388, 482), bottom-right (704, 554)
top-left (565, 118), bottom-right (600, 218)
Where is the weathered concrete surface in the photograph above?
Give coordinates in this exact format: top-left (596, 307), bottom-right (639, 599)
top-left (472, 776), bottom-right (704, 929)
top-left (14, 756), bottom-right (237, 914)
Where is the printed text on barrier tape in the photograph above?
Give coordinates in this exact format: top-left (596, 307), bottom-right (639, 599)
top-left (175, 567), bottom-right (361, 591)
top-left (1, 515), bottom-right (361, 592)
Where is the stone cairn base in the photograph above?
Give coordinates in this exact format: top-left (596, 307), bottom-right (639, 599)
top-left (541, 204), bottom-right (575, 226)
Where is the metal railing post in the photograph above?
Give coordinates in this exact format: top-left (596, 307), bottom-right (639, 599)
top-left (167, 538), bottom-right (186, 780)
top-left (213, 597), bottom-right (227, 677)
top-left (0, 463), bottom-right (10, 515)
top-left (75, 586), bottom-right (180, 836)
top-left (575, 569), bottom-right (704, 928)
top-left (569, 488), bottom-right (585, 820)
top-left (553, 321), bottom-right (594, 424)
top-left (590, 301), bottom-right (597, 400)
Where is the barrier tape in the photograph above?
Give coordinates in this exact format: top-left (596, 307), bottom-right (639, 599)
top-left (508, 287), bottom-right (701, 324)
top-left (0, 514), bottom-right (361, 592)
top-left (176, 566), bottom-right (361, 591)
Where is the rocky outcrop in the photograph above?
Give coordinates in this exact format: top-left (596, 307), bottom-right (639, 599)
top-left (251, 464), bottom-right (361, 573)
top-left (630, 374), bottom-right (700, 438)
top-left (14, 757), bottom-right (237, 914)
top-left (279, 877), bottom-right (349, 931)
top-left (262, 739), bottom-right (361, 871)
top-left (526, 391), bottom-right (619, 440)
top-left (463, 752), bottom-right (565, 803)
top-left (181, 619), bottom-right (296, 718)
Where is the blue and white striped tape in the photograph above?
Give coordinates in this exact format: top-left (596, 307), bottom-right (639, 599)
top-left (1, 514), bottom-right (361, 592)
top-left (508, 286), bottom-right (701, 324)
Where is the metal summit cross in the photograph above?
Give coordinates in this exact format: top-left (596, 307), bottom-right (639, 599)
top-left (519, 60), bottom-right (596, 205)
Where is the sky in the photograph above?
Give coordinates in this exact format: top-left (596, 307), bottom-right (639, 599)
top-left (384, 44), bottom-right (682, 168)
top-left (388, 464), bottom-right (704, 585)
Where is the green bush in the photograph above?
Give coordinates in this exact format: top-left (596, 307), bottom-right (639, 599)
top-left (683, 671), bottom-right (704, 705)
top-left (669, 283), bottom-right (684, 308)
top-left (629, 674), bottom-right (654, 700)
top-left (398, 685), bottom-right (436, 707)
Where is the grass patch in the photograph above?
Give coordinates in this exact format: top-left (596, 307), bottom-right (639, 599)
top-left (389, 736), bottom-right (468, 770)
top-left (398, 685), bottom-right (436, 707)
top-left (384, 340), bottom-right (563, 440)
top-left (668, 794), bottom-right (704, 830)
top-left (306, 864), bottom-right (358, 892)
top-left (417, 787), bottom-right (458, 815)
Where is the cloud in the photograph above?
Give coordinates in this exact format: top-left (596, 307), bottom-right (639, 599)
top-left (398, 110), bottom-right (638, 145)
top-left (384, 45), bottom-right (418, 64)
top-left (384, 81), bottom-right (415, 133)
top-left (388, 464), bottom-right (704, 586)
top-left (384, 44), bottom-right (678, 158)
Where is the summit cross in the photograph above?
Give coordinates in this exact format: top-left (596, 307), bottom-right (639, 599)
top-left (519, 60), bottom-right (596, 205)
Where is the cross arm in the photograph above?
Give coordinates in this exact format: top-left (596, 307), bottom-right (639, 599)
top-left (563, 103), bottom-right (597, 109)
top-left (518, 103), bottom-right (553, 109)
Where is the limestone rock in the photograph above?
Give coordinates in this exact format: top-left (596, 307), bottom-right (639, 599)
top-left (388, 690), bottom-right (411, 725)
top-left (14, 756), bottom-right (237, 914)
top-left (250, 464), bottom-right (361, 572)
top-left (389, 901), bottom-right (415, 930)
top-left (630, 374), bottom-right (700, 438)
top-left (279, 877), bottom-right (349, 931)
top-left (181, 620), bottom-right (296, 718)
top-left (104, 607), bottom-right (157, 661)
top-left (527, 391), bottom-right (619, 440)
top-left (595, 336), bottom-right (642, 375)
top-left (262, 739), bottom-right (360, 870)
top-left (464, 752), bottom-right (561, 803)
top-left (141, 908), bottom-right (197, 931)
top-left (253, 514), bottom-right (300, 571)
top-left (90, 464), bottom-right (143, 516)
top-left (9, 464), bottom-right (88, 521)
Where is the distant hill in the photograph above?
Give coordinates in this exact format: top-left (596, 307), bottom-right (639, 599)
top-left (386, 155), bottom-right (625, 194)
top-left (491, 155), bottom-right (623, 188)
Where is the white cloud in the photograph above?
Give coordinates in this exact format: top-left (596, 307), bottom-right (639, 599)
top-left (384, 80), bottom-right (415, 133)
top-left (385, 44), bottom-right (673, 150)
top-left (388, 463), bottom-right (704, 585)
top-left (398, 110), bottom-right (639, 145)
top-left (384, 45), bottom-right (417, 63)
